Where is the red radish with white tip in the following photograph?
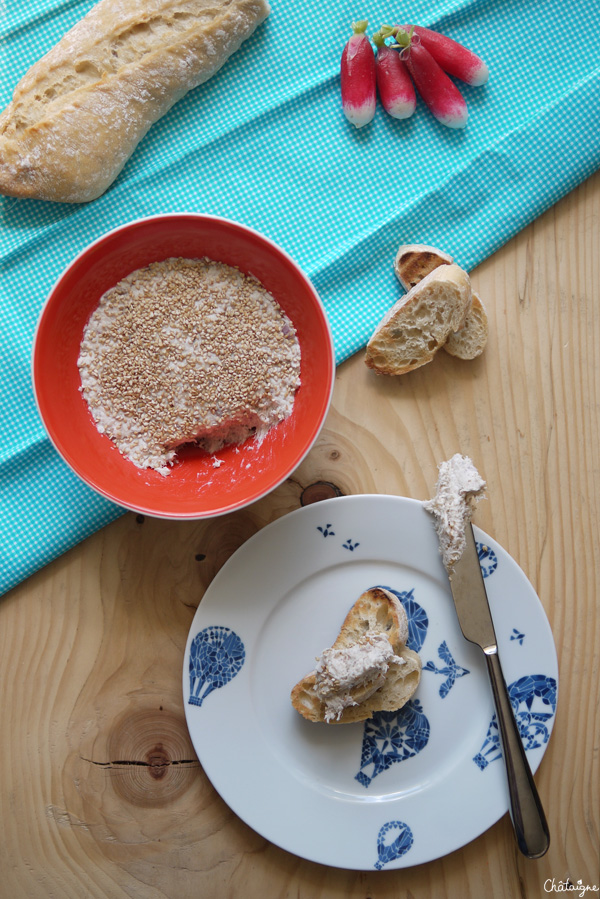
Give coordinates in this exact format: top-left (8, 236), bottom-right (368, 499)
top-left (373, 28), bottom-right (416, 119)
top-left (402, 24), bottom-right (489, 85)
top-left (399, 32), bottom-right (468, 129)
top-left (341, 20), bottom-right (376, 128)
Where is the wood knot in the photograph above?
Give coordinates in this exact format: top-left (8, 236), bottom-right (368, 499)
top-left (146, 744), bottom-right (169, 778)
top-left (300, 481), bottom-right (344, 505)
top-left (104, 708), bottom-right (199, 807)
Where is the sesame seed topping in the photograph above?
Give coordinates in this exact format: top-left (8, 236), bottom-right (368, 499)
top-left (78, 257), bottom-right (301, 473)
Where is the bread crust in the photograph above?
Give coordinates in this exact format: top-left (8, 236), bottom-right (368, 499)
top-left (290, 587), bottom-right (421, 724)
top-left (394, 243), bottom-right (454, 291)
top-left (365, 263), bottom-right (472, 375)
top-left (391, 244), bottom-right (489, 362)
top-left (443, 291), bottom-right (488, 359)
top-left (0, 0), bottom-right (270, 203)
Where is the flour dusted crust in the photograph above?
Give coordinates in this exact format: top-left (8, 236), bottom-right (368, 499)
top-left (0, 0), bottom-right (270, 203)
top-left (290, 587), bottom-right (422, 724)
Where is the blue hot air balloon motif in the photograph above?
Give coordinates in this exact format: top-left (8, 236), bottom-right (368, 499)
top-left (188, 626), bottom-right (245, 707)
top-left (473, 673), bottom-right (557, 770)
top-left (374, 820), bottom-right (414, 869)
top-left (356, 700), bottom-right (430, 787)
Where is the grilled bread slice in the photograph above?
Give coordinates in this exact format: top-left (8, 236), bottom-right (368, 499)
top-left (394, 244), bottom-right (488, 360)
top-left (394, 243), bottom-right (454, 291)
top-left (291, 587), bottom-right (421, 724)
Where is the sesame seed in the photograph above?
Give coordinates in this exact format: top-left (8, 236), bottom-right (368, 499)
top-left (77, 257), bottom-right (301, 473)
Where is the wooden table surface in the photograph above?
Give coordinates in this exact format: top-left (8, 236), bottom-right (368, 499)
top-left (1, 171), bottom-right (599, 898)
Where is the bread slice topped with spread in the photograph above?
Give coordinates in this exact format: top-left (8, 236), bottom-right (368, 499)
top-left (394, 243), bottom-right (489, 361)
top-left (365, 263), bottom-right (472, 375)
top-left (291, 587), bottom-right (421, 724)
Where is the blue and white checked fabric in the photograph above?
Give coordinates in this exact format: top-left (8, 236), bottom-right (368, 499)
top-left (1, 0), bottom-right (599, 595)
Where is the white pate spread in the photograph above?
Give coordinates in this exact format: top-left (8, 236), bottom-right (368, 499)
top-left (314, 631), bottom-right (404, 722)
top-left (423, 453), bottom-right (486, 572)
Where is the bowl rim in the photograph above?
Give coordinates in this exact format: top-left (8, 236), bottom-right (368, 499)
top-left (31, 212), bottom-right (336, 519)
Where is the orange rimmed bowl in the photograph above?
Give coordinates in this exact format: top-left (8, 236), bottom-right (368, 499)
top-left (32, 214), bottom-right (335, 519)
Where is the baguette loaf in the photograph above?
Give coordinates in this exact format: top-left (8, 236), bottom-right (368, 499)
top-left (291, 587), bottom-right (421, 724)
top-left (394, 243), bottom-right (488, 360)
top-left (0, 0), bottom-right (270, 203)
top-left (365, 263), bottom-right (472, 375)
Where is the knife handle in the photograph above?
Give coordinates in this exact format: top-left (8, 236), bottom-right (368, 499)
top-left (485, 651), bottom-right (550, 858)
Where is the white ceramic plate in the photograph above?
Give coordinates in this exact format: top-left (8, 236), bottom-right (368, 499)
top-left (183, 495), bottom-right (558, 870)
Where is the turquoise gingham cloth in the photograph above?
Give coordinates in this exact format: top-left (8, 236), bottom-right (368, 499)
top-left (1, 0), bottom-right (599, 595)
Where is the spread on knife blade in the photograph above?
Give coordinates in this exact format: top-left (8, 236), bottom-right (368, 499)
top-left (423, 453), bottom-right (486, 572)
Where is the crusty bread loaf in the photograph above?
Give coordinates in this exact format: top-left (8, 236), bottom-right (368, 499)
top-left (0, 0), bottom-right (270, 203)
top-left (365, 263), bottom-right (472, 375)
top-left (291, 587), bottom-right (421, 724)
top-left (394, 243), bottom-right (454, 291)
top-left (444, 291), bottom-right (488, 359)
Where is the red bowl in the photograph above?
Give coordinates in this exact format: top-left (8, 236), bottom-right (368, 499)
top-left (32, 214), bottom-right (335, 518)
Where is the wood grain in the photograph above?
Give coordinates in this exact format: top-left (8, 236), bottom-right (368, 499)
top-left (1, 171), bottom-right (599, 898)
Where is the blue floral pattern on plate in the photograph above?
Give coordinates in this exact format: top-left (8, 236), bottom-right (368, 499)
top-left (188, 626), bottom-right (245, 707)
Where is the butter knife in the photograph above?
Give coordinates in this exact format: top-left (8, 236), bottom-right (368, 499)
top-left (449, 523), bottom-right (550, 858)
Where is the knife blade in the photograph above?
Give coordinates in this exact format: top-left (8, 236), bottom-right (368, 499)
top-left (449, 523), bottom-right (550, 858)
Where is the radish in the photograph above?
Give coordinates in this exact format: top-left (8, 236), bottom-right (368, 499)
top-left (373, 28), bottom-right (416, 120)
top-left (401, 24), bottom-right (488, 86)
top-left (400, 34), bottom-right (468, 129)
top-left (341, 20), bottom-right (376, 128)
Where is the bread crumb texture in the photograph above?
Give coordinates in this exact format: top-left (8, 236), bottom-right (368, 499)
top-left (78, 257), bottom-right (301, 473)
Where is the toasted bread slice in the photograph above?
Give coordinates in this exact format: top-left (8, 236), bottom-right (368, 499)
top-left (333, 586), bottom-right (408, 650)
top-left (394, 243), bottom-right (454, 291)
top-left (393, 243), bottom-right (488, 360)
top-left (291, 587), bottom-right (421, 724)
top-left (443, 292), bottom-right (488, 360)
top-left (365, 264), bottom-right (472, 375)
